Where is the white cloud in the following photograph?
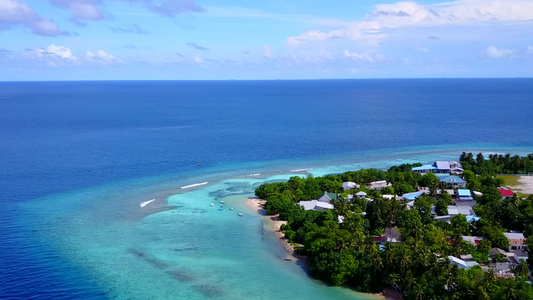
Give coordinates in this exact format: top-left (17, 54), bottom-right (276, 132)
top-left (369, 0), bottom-right (533, 27)
top-left (343, 50), bottom-right (385, 63)
top-left (482, 46), bottom-right (516, 59)
top-left (49, 0), bottom-right (104, 21)
top-left (40, 44), bottom-right (77, 60)
top-left (287, 21), bottom-right (381, 46)
top-left (0, 0), bottom-right (65, 36)
top-left (85, 50), bottom-right (120, 65)
top-left (23, 44), bottom-right (78, 67)
top-left (263, 45), bottom-right (273, 59)
top-left (288, 0), bottom-right (533, 48)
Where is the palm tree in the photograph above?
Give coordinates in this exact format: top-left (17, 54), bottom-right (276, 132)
top-left (386, 272), bottom-right (401, 291)
top-left (396, 249), bottom-right (412, 276)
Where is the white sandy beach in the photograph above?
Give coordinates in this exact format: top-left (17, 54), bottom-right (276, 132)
top-left (516, 176), bottom-right (533, 194)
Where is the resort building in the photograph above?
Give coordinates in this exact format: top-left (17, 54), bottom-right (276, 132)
top-left (436, 174), bottom-right (466, 188)
top-left (298, 200), bottom-right (334, 211)
top-left (412, 161), bottom-right (463, 174)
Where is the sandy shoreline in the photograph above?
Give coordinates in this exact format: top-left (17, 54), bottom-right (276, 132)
top-left (244, 198), bottom-right (296, 257)
top-left (515, 176), bottom-right (533, 194)
top-left (244, 197), bottom-right (398, 299)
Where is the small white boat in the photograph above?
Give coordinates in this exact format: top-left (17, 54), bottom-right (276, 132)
top-left (220, 200), bottom-right (225, 204)
top-left (210, 203), bottom-right (215, 207)
top-left (230, 208), bottom-right (234, 210)
top-left (139, 199), bottom-right (155, 208)
top-left (238, 213), bottom-right (243, 217)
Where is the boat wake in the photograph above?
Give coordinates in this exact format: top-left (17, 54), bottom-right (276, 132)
top-left (238, 173), bottom-right (261, 178)
top-left (139, 199), bottom-right (155, 207)
top-left (181, 182), bottom-right (209, 189)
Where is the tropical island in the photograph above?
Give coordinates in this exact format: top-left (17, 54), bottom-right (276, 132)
top-left (254, 153), bottom-right (533, 299)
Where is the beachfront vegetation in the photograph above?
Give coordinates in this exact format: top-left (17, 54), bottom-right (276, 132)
top-left (256, 153), bottom-right (533, 300)
top-left (460, 152), bottom-right (533, 175)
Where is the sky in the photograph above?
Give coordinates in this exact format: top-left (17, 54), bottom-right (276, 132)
top-left (1, 0), bottom-right (533, 80)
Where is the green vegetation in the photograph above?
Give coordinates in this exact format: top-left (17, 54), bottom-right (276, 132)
top-left (256, 154), bottom-right (533, 299)
top-left (460, 152), bottom-right (533, 175)
top-left (499, 175), bottom-right (521, 187)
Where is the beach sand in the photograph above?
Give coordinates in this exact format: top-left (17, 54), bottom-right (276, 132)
top-left (244, 197), bottom-right (397, 299)
top-left (515, 176), bottom-right (533, 195)
top-left (244, 198), bottom-right (297, 258)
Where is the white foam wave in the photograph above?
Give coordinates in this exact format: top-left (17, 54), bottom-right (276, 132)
top-left (290, 168), bottom-right (312, 172)
top-left (180, 182), bottom-right (208, 189)
top-left (139, 199), bottom-right (155, 207)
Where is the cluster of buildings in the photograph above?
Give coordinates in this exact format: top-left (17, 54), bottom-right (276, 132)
top-left (451, 232), bottom-right (528, 276)
top-left (296, 159), bottom-right (528, 274)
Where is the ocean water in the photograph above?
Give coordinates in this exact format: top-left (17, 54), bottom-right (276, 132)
top-left (1, 79), bottom-right (533, 299)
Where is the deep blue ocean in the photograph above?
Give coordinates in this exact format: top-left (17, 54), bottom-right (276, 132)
top-left (1, 79), bottom-right (532, 299)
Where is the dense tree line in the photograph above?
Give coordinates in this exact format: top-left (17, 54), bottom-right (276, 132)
top-left (460, 152), bottom-right (533, 175)
top-left (256, 157), bottom-right (533, 299)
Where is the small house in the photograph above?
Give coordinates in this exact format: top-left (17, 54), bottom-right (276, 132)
top-left (342, 182), bottom-right (359, 191)
top-left (374, 227), bottom-right (402, 244)
top-left (402, 191), bottom-right (423, 201)
top-left (462, 236), bottom-right (485, 246)
top-left (368, 180), bottom-right (391, 190)
top-left (448, 255), bottom-right (479, 270)
top-left (457, 189), bottom-right (474, 201)
top-left (503, 232), bottom-right (527, 251)
top-left (355, 191), bottom-right (367, 199)
top-left (498, 188), bottom-right (513, 200)
top-left (318, 192), bottom-right (337, 203)
top-left (447, 205), bottom-right (474, 217)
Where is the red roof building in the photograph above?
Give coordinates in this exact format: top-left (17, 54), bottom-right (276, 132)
top-left (498, 188), bottom-right (513, 197)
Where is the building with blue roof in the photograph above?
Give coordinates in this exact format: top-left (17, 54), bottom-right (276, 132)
top-left (412, 160), bottom-right (463, 174)
top-left (402, 191), bottom-right (423, 201)
top-left (437, 174), bottom-right (467, 188)
top-left (457, 189), bottom-right (474, 201)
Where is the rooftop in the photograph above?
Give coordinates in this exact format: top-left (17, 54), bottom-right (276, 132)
top-left (457, 189), bottom-right (472, 197)
top-left (498, 188), bottom-right (513, 197)
top-left (437, 175), bottom-right (466, 183)
top-left (435, 161), bottom-right (451, 170)
top-left (403, 192), bottom-right (423, 201)
top-left (504, 232), bottom-right (526, 246)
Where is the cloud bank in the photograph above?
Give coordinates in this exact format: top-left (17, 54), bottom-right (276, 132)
top-left (0, 0), bottom-right (65, 36)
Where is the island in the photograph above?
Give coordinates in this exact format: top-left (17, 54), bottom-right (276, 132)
top-left (254, 153), bottom-right (533, 299)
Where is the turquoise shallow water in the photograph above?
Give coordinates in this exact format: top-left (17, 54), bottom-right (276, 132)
top-left (18, 144), bottom-right (532, 300)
